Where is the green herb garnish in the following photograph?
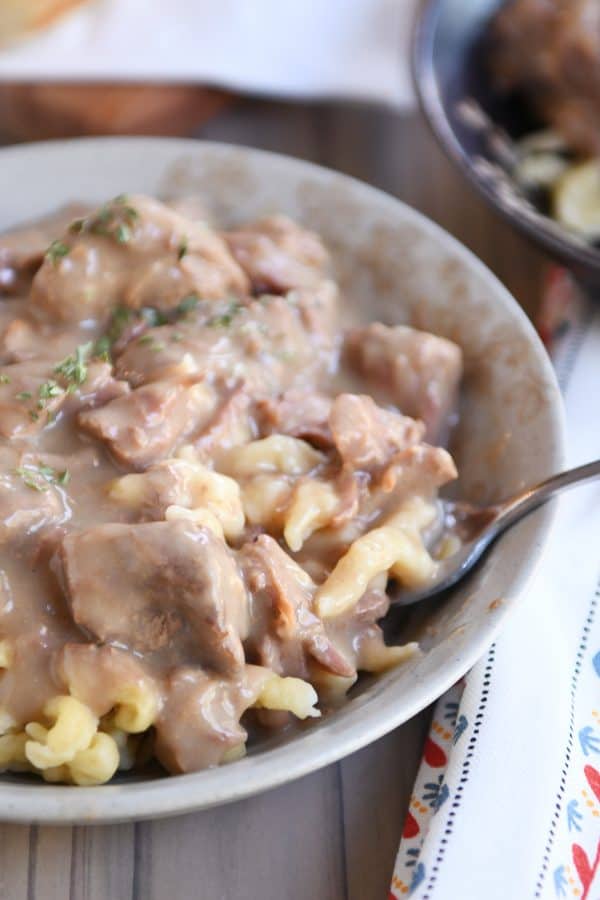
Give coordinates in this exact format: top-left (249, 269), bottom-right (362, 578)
top-left (115, 223), bottom-right (131, 244)
top-left (207, 302), bottom-right (242, 328)
top-left (46, 241), bottom-right (70, 265)
top-left (114, 196), bottom-right (139, 222)
top-left (97, 206), bottom-right (112, 224)
top-left (39, 380), bottom-right (63, 400)
top-left (140, 307), bottom-right (168, 328)
top-left (69, 218), bottom-right (85, 234)
top-left (87, 197), bottom-right (138, 244)
top-left (178, 236), bottom-right (188, 260)
top-left (16, 464), bottom-right (69, 491)
top-left (36, 379), bottom-right (64, 413)
top-left (16, 466), bottom-right (47, 491)
top-left (0, 374), bottom-right (11, 385)
top-left (93, 335), bottom-right (112, 362)
top-left (107, 307), bottom-right (132, 343)
top-left (210, 314), bottom-right (233, 327)
top-left (137, 334), bottom-right (165, 351)
top-left (175, 294), bottom-right (199, 317)
top-left (16, 391), bottom-right (32, 401)
top-left (54, 342), bottom-right (92, 387)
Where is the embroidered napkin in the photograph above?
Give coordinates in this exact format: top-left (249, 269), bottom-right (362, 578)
top-left (0, 0), bottom-right (417, 109)
top-left (391, 270), bottom-right (600, 900)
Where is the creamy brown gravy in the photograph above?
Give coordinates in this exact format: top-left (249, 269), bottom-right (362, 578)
top-left (0, 195), bottom-right (462, 778)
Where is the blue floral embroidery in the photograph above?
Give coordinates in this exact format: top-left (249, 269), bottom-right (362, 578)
top-left (578, 725), bottom-right (600, 756)
top-left (566, 798), bottom-right (583, 832)
top-left (435, 783), bottom-right (450, 811)
top-left (553, 865), bottom-right (567, 897)
top-left (444, 701), bottom-right (459, 722)
top-left (422, 775), bottom-right (450, 811)
top-left (405, 847), bottom-right (420, 868)
top-left (453, 714), bottom-right (468, 744)
top-left (409, 863), bottom-right (426, 895)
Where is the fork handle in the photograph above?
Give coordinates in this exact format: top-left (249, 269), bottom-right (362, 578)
top-left (492, 459), bottom-right (600, 535)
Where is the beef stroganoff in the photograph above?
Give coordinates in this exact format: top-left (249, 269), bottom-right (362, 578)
top-left (0, 195), bottom-right (462, 783)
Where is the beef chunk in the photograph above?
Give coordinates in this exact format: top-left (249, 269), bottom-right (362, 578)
top-left (0, 448), bottom-right (68, 542)
top-left (0, 358), bottom-right (129, 440)
top-left (256, 389), bottom-right (333, 447)
top-left (0, 360), bottom-right (68, 438)
top-left (376, 444), bottom-right (458, 502)
top-left (154, 665), bottom-right (267, 772)
top-left (112, 322), bottom-right (218, 387)
top-left (190, 383), bottom-right (255, 461)
top-left (224, 214), bottom-right (329, 294)
top-left (78, 379), bottom-right (214, 469)
top-left (30, 194), bottom-right (248, 324)
top-left (110, 458), bottom-right (198, 521)
top-left (0, 316), bottom-right (95, 367)
top-left (292, 280), bottom-right (339, 338)
top-left (0, 631), bottom-right (64, 725)
top-left (59, 521), bottom-right (249, 675)
top-left (115, 292), bottom-right (337, 395)
top-left (0, 204), bottom-right (89, 296)
top-left (240, 535), bottom-right (354, 679)
top-left (344, 323), bottom-right (463, 442)
top-left (65, 361), bottom-right (131, 411)
top-left (329, 394), bottom-right (425, 471)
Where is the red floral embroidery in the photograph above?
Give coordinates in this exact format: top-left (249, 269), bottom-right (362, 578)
top-left (584, 764), bottom-right (600, 802)
top-left (572, 840), bottom-right (600, 900)
top-left (402, 811), bottom-right (420, 839)
top-left (423, 737), bottom-right (447, 768)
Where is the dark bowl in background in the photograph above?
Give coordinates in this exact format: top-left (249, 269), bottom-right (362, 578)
top-left (412, 0), bottom-right (600, 291)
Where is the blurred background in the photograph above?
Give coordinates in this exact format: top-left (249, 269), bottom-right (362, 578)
top-left (0, 0), bottom-right (548, 326)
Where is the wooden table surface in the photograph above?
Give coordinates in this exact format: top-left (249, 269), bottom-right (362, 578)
top-left (0, 100), bottom-right (547, 900)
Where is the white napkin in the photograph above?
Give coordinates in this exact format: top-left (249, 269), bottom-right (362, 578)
top-left (0, 0), bottom-right (417, 109)
top-left (392, 276), bottom-right (600, 900)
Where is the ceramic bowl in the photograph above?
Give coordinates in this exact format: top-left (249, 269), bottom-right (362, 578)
top-left (0, 138), bottom-right (564, 823)
top-left (413, 0), bottom-right (600, 291)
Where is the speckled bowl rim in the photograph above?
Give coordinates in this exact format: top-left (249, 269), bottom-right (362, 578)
top-left (0, 137), bottom-right (565, 824)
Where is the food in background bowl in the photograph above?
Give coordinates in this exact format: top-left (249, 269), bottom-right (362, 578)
top-left (0, 193), bottom-right (464, 784)
top-left (490, 0), bottom-right (600, 241)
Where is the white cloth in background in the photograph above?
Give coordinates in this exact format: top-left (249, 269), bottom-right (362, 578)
top-left (0, 0), bottom-right (418, 108)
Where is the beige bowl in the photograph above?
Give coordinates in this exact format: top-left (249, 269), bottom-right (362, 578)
top-left (0, 138), bottom-right (564, 823)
